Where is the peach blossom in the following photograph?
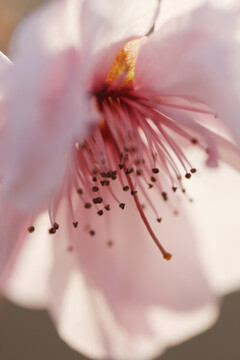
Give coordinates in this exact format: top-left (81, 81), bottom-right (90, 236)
top-left (0, 1), bottom-right (240, 359)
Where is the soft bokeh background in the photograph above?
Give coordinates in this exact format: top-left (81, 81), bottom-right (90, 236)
top-left (0, 1), bottom-right (240, 359)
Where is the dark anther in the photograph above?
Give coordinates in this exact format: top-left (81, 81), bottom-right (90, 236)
top-left (100, 172), bottom-right (107, 178)
top-left (131, 190), bottom-right (137, 196)
top-left (92, 176), bottom-right (98, 182)
top-left (123, 186), bottom-right (129, 191)
top-left (110, 173), bottom-right (117, 180)
top-left (182, 189), bottom-right (186, 193)
top-left (157, 218), bottom-right (162, 223)
top-left (125, 167), bottom-right (134, 175)
top-left (190, 168), bottom-right (197, 174)
top-left (119, 164), bottom-right (124, 170)
top-left (136, 170), bottom-right (142, 176)
top-left (72, 221), bottom-right (78, 228)
top-left (105, 205), bottom-right (111, 211)
top-left (93, 197), bottom-right (103, 204)
top-left (77, 188), bottom-right (83, 195)
top-left (148, 183), bottom-right (153, 189)
top-left (191, 138), bottom-right (198, 145)
top-left (185, 173), bottom-right (192, 179)
top-left (101, 180), bottom-right (110, 186)
top-left (97, 210), bottom-right (103, 216)
top-left (54, 222), bottom-right (59, 230)
top-left (92, 186), bottom-right (99, 192)
top-left (152, 168), bottom-right (159, 174)
top-left (28, 226), bottom-right (35, 233)
top-left (151, 176), bottom-right (156, 183)
top-left (161, 192), bottom-right (168, 201)
top-left (89, 230), bottom-right (95, 236)
top-left (107, 240), bottom-right (114, 247)
top-left (85, 202), bottom-right (92, 209)
top-left (172, 186), bottom-right (177, 192)
top-left (119, 203), bottom-right (125, 209)
top-left (49, 227), bottom-right (56, 234)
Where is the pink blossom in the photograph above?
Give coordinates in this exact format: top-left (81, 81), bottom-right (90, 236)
top-left (1, 0), bottom-right (240, 359)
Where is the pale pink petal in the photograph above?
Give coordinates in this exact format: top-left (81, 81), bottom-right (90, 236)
top-left (185, 149), bottom-right (240, 295)
top-left (47, 186), bottom-right (217, 360)
top-left (2, 213), bottom-right (53, 308)
top-left (1, 0), bottom-right (90, 212)
top-left (156, 0), bottom-right (239, 30)
top-left (156, 0), bottom-right (207, 30)
top-left (135, 6), bottom-right (240, 146)
top-left (0, 204), bottom-right (27, 282)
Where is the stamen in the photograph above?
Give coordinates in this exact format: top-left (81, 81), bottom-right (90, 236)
top-left (28, 226), bottom-right (35, 233)
top-left (44, 40), bottom-right (224, 262)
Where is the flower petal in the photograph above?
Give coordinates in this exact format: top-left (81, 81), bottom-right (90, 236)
top-left (135, 5), bottom-right (240, 146)
top-left (156, 0), bottom-right (207, 30)
top-left (2, 213), bottom-right (53, 308)
top-left (156, 0), bottom-right (239, 30)
top-left (47, 186), bottom-right (217, 360)
top-left (0, 204), bottom-right (27, 285)
top-left (185, 149), bottom-right (240, 295)
top-left (1, 0), bottom-right (90, 211)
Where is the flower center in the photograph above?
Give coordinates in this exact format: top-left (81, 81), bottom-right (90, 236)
top-left (28, 39), bottom-right (220, 261)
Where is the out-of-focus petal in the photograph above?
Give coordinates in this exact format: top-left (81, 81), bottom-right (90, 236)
top-left (156, 0), bottom-right (239, 30)
top-left (1, 0), bottom-right (88, 212)
top-left (47, 187), bottom-right (217, 360)
top-left (0, 204), bottom-right (27, 283)
top-left (135, 6), bottom-right (240, 145)
top-left (185, 149), bottom-right (240, 295)
top-left (2, 213), bottom-right (53, 308)
top-left (156, 0), bottom-right (207, 30)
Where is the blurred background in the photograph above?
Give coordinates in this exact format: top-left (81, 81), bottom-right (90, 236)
top-left (0, 1), bottom-right (240, 359)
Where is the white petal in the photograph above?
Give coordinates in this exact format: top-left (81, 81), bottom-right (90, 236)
top-left (156, 0), bottom-right (239, 29)
top-left (47, 185), bottom-right (217, 360)
top-left (185, 148), bottom-right (240, 295)
top-left (2, 213), bottom-right (53, 308)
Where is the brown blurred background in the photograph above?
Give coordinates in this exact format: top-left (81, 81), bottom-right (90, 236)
top-left (0, 1), bottom-right (240, 359)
